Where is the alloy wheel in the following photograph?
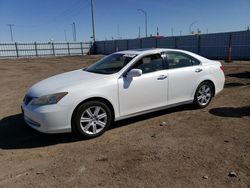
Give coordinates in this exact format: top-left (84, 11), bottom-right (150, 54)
top-left (197, 84), bottom-right (212, 106)
top-left (80, 106), bottom-right (107, 135)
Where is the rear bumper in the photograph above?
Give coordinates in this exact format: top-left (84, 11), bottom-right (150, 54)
top-left (215, 72), bottom-right (225, 95)
top-left (21, 102), bottom-right (72, 133)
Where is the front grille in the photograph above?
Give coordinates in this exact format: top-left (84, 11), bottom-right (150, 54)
top-left (23, 95), bottom-right (33, 105)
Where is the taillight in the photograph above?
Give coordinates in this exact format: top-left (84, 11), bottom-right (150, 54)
top-left (220, 65), bottom-right (224, 72)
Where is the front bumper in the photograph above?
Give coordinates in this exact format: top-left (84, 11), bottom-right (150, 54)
top-left (21, 102), bottom-right (73, 134)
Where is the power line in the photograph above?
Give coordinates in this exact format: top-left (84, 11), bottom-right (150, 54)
top-left (20, 1), bottom-right (89, 42)
top-left (25, 0), bottom-right (89, 29)
top-left (49, 0), bottom-right (88, 24)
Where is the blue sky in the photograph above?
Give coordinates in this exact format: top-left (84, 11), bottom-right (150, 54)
top-left (0, 0), bottom-right (249, 42)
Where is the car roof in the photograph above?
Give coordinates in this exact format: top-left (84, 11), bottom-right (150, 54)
top-left (117, 48), bottom-right (209, 62)
top-left (117, 48), bottom-right (193, 55)
top-left (117, 48), bottom-right (164, 55)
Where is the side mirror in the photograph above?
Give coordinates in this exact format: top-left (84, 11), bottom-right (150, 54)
top-left (126, 69), bottom-right (142, 78)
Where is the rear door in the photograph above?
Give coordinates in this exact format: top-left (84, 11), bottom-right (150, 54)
top-left (165, 51), bottom-right (206, 105)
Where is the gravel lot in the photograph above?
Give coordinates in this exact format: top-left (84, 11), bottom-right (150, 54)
top-left (0, 56), bottom-right (249, 188)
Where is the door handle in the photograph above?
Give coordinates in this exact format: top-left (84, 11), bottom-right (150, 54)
top-left (195, 68), bottom-right (203, 73)
top-left (157, 75), bottom-right (168, 80)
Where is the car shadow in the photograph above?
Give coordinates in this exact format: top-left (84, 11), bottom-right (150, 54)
top-left (0, 104), bottom-right (196, 150)
top-left (209, 106), bottom-right (250, 118)
top-left (0, 114), bottom-right (81, 150)
top-left (224, 82), bottom-right (250, 88)
top-left (226, 71), bottom-right (250, 79)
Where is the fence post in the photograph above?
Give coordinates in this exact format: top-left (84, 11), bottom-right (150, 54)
top-left (51, 42), bottom-right (55, 56)
top-left (226, 33), bottom-right (232, 62)
top-left (15, 42), bottom-right (19, 57)
top-left (174, 37), bottom-right (178, 49)
top-left (115, 40), bottom-right (118, 52)
top-left (67, 42), bottom-right (70, 56)
top-left (197, 35), bottom-right (201, 55)
top-left (155, 38), bottom-right (158, 48)
top-left (103, 41), bottom-right (106, 54)
top-left (80, 42), bottom-right (84, 55)
top-left (34, 42), bottom-right (38, 56)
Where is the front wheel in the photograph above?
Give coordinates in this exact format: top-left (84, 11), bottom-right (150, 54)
top-left (72, 101), bottom-right (112, 138)
top-left (193, 82), bottom-right (213, 108)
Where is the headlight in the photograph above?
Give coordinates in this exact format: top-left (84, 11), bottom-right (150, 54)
top-left (31, 92), bottom-right (68, 106)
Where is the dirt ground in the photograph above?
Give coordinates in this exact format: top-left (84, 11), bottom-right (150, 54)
top-left (0, 56), bottom-right (249, 188)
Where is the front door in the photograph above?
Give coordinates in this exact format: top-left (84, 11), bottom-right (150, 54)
top-left (118, 54), bottom-right (168, 117)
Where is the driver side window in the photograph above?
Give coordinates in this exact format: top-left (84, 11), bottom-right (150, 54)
top-left (131, 54), bottom-right (164, 74)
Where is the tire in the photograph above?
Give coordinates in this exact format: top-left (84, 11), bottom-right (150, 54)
top-left (72, 101), bottom-right (112, 138)
top-left (193, 82), bottom-right (213, 108)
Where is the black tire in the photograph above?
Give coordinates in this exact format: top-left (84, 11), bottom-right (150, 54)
top-left (193, 82), bottom-right (213, 108)
top-left (72, 101), bottom-right (112, 138)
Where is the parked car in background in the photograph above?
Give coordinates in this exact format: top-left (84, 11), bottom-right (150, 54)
top-left (22, 48), bottom-right (225, 138)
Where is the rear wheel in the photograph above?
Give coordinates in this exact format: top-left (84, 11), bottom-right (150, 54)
top-left (193, 82), bottom-right (213, 108)
top-left (72, 101), bottom-right (112, 138)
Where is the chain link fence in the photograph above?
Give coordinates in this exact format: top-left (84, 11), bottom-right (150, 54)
top-left (0, 42), bottom-right (92, 58)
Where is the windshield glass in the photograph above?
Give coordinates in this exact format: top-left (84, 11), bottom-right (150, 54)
top-left (85, 53), bottom-right (137, 74)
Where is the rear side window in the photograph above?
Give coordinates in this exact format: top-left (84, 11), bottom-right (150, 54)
top-left (166, 51), bottom-right (200, 69)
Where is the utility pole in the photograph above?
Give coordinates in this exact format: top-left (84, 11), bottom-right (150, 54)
top-left (197, 28), bottom-right (201, 34)
top-left (189, 21), bottom-right (197, 34)
top-left (157, 27), bottom-right (159, 36)
top-left (72, 22), bottom-right (77, 42)
top-left (138, 26), bottom-right (141, 38)
top-left (117, 24), bottom-right (120, 39)
top-left (7, 24), bottom-right (14, 42)
top-left (64, 29), bottom-right (68, 42)
top-left (137, 9), bottom-right (148, 37)
top-left (171, 27), bottom-right (174, 36)
top-left (91, 0), bottom-right (96, 42)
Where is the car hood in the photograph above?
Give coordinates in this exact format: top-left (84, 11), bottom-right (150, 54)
top-left (28, 69), bottom-right (108, 97)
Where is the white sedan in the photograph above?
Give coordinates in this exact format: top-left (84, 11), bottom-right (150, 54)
top-left (22, 48), bottom-right (225, 138)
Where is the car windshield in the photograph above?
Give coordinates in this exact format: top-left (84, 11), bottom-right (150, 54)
top-left (85, 53), bottom-right (137, 74)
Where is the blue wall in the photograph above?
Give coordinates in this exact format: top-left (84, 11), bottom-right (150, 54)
top-left (94, 30), bottom-right (250, 60)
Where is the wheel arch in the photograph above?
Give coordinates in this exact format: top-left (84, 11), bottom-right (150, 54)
top-left (197, 80), bottom-right (216, 97)
top-left (71, 97), bottom-right (115, 127)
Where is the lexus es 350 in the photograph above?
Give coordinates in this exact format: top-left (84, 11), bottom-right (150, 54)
top-left (22, 48), bottom-right (225, 138)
